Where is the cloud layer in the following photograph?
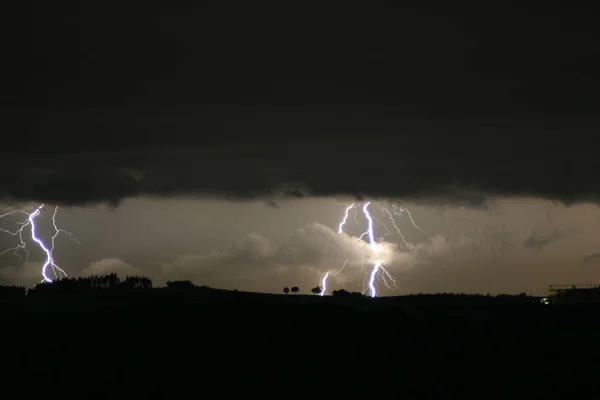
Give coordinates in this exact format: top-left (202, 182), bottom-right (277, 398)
top-left (157, 223), bottom-right (401, 292)
top-left (2, 2), bottom-right (599, 206)
top-left (80, 258), bottom-right (141, 278)
top-left (1, 197), bottom-right (599, 296)
top-left (1, 127), bottom-right (599, 208)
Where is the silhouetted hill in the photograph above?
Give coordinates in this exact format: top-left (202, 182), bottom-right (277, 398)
top-left (1, 276), bottom-right (599, 398)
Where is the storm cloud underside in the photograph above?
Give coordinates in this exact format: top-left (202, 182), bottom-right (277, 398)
top-left (0, 134), bottom-right (598, 207)
top-left (1, 1), bottom-right (598, 206)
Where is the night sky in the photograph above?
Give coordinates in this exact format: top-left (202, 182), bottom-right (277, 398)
top-left (1, 1), bottom-right (599, 294)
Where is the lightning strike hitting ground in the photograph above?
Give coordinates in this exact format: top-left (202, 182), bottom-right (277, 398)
top-left (318, 205), bottom-right (355, 296)
top-left (362, 202), bottom-right (381, 297)
top-left (319, 260), bottom-right (348, 296)
top-left (361, 202), bottom-right (398, 297)
top-left (0, 204), bottom-right (77, 283)
top-left (320, 271), bottom-right (329, 296)
top-left (318, 203), bottom-right (356, 296)
top-left (320, 200), bottom-right (422, 297)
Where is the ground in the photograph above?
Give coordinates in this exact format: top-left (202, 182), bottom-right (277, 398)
top-left (1, 288), bottom-right (598, 398)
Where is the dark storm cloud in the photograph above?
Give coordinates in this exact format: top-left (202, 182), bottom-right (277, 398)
top-left (0, 167), bottom-right (140, 207)
top-left (0, 126), bottom-right (599, 207)
top-left (2, 1), bottom-right (599, 206)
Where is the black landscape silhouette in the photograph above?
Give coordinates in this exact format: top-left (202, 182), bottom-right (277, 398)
top-left (1, 274), bottom-right (600, 398)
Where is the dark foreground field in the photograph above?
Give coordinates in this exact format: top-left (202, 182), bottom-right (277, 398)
top-left (1, 289), bottom-right (599, 399)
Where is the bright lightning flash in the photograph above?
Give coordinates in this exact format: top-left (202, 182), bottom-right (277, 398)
top-left (317, 203), bottom-right (356, 296)
top-left (338, 203), bottom-right (355, 233)
top-left (320, 200), bottom-right (421, 297)
top-left (319, 260), bottom-right (348, 296)
top-left (320, 271), bottom-right (329, 297)
top-left (362, 202), bottom-right (397, 298)
top-left (0, 204), bottom-right (77, 283)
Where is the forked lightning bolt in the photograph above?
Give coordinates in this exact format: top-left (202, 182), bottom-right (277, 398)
top-left (318, 203), bottom-right (356, 296)
top-left (0, 204), bottom-right (77, 283)
top-left (362, 202), bottom-right (397, 297)
top-left (320, 200), bottom-right (421, 297)
top-left (319, 260), bottom-right (348, 296)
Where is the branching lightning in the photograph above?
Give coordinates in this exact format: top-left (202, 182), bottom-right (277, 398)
top-left (444, 206), bottom-right (475, 235)
top-left (361, 202), bottom-right (397, 297)
top-left (319, 200), bottom-right (423, 297)
top-left (317, 203), bottom-right (356, 296)
top-left (319, 260), bottom-right (348, 296)
top-left (0, 204), bottom-right (77, 283)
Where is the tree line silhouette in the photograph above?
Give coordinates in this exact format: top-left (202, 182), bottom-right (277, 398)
top-left (27, 273), bottom-right (153, 296)
top-left (0, 274), bottom-right (153, 297)
top-left (0, 275), bottom-right (540, 303)
top-left (307, 286), bottom-right (364, 297)
top-left (0, 275), bottom-right (220, 298)
top-left (283, 285), bottom-right (366, 297)
top-left (0, 285), bottom-right (26, 299)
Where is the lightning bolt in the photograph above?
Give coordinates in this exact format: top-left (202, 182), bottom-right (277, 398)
top-left (362, 202), bottom-right (380, 298)
top-left (337, 202), bottom-right (355, 233)
top-left (321, 200), bottom-right (423, 297)
top-left (381, 207), bottom-right (415, 250)
top-left (318, 203), bottom-right (356, 296)
top-left (320, 271), bottom-right (329, 297)
top-left (362, 202), bottom-right (397, 297)
top-left (0, 204), bottom-right (77, 283)
top-left (319, 260), bottom-right (348, 296)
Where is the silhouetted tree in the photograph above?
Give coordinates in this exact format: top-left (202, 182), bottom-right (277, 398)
top-left (82, 273), bottom-right (121, 290)
top-left (139, 276), bottom-right (152, 289)
top-left (166, 280), bottom-right (195, 290)
top-left (26, 273), bottom-right (154, 296)
top-left (0, 285), bottom-right (26, 298)
top-left (311, 286), bottom-right (322, 295)
top-left (332, 289), bottom-right (351, 297)
top-left (291, 286), bottom-right (299, 294)
top-left (283, 287), bottom-right (290, 295)
top-left (119, 275), bottom-right (153, 290)
top-left (108, 272), bottom-right (119, 289)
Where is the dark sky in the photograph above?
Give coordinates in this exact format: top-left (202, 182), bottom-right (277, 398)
top-left (1, 1), bottom-right (599, 293)
top-left (2, 0), bottom-right (599, 206)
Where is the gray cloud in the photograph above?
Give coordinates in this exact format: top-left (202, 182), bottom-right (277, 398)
top-left (523, 228), bottom-right (578, 251)
top-left (80, 258), bottom-right (141, 277)
top-left (582, 253), bottom-right (600, 265)
top-left (158, 223), bottom-right (404, 291)
top-left (1, 197), bottom-right (599, 295)
top-left (523, 229), bottom-right (561, 250)
top-left (0, 262), bottom-right (41, 286)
